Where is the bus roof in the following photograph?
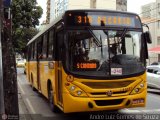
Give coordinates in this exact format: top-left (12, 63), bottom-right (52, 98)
top-left (27, 9), bottom-right (140, 46)
top-left (65, 9), bottom-right (139, 16)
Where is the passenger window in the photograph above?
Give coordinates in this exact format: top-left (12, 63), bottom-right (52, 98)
top-left (42, 32), bottom-right (48, 59)
top-left (48, 29), bottom-right (54, 59)
top-left (37, 37), bottom-right (43, 59)
top-left (34, 42), bottom-right (37, 59)
top-left (31, 43), bottom-right (35, 60)
top-left (147, 69), bottom-right (153, 73)
top-left (153, 70), bottom-right (158, 74)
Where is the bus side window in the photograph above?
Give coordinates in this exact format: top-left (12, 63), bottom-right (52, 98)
top-left (31, 42), bottom-right (35, 60)
top-left (42, 32), bottom-right (48, 59)
top-left (28, 45), bottom-right (32, 61)
top-left (37, 37), bottom-right (43, 59)
top-left (48, 28), bottom-right (54, 59)
top-left (34, 42), bottom-right (37, 60)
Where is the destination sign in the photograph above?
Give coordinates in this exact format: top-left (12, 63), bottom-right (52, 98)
top-left (65, 11), bottom-right (141, 28)
top-left (75, 15), bottom-right (134, 27)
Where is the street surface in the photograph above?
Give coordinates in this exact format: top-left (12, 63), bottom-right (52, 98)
top-left (17, 68), bottom-right (160, 120)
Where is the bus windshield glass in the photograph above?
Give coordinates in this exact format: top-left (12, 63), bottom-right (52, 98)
top-left (66, 29), bottom-right (145, 78)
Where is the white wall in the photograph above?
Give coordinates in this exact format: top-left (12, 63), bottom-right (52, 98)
top-left (96, 0), bottom-right (116, 10)
top-left (68, 0), bottom-right (90, 9)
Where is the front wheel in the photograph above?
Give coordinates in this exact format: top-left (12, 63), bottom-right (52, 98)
top-left (48, 85), bottom-right (59, 113)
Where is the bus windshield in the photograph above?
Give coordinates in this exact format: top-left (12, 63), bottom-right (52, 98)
top-left (66, 29), bottom-right (145, 78)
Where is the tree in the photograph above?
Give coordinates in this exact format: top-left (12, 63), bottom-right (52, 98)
top-left (12, 0), bottom-right (43, 54)
top-left (14, 28), bottom-right (39, 54)
top-left (12, 0), bottom-right (43, 28)
top-left (0, 0), bottom-right (43, 117)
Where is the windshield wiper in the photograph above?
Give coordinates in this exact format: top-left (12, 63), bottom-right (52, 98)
top-left (120, 28), bottom-right (128, 39)
top-left (87, 27), bottom-right (102, 47)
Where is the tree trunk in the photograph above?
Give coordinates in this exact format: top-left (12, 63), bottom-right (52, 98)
top-left (2, 24), bottom-right (19, 118)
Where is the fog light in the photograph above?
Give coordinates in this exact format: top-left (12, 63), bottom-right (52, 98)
top-left (134, 88), bottom-right (139, 93)
top-left (77, 90), bottom-right (82, 96)
top-left (70, 86), bottom-right (75, 91)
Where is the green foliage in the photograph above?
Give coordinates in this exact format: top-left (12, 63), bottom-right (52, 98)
top-left (12, 0), bottom-right (43, 53)
top-left (13, 28), bottom-right (39, 54)
top-left (12, 0), bottom-right (43, 28)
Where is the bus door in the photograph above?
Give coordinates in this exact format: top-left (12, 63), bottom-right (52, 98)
top-left (37, 39), bottom-right (43, 91)
top-left (55, 30), bottom-right (64, 106)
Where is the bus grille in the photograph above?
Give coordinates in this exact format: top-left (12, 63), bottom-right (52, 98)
top-left (82, 80), bottom-right (135, 89)
top-left (95, 99), bottom-right (124, 106)
top-left (90, 91), bottom-right (127, 95)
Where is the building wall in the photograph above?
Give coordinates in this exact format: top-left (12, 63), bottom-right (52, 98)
top-left (46, 0), bottom-right (51, 23)
top-left (116, 0), bottom-right (127, 11)
top-left (96, 0), bottom-right (116, 10)
top-left (49, 0), bottom-right (127, 21)
top-left (50, 0), bottom-right (55, 22)
top-left (67, 0), bottom-right (90, 9)
top-left (141, 0), bottom-right (160, 64)
top-left (156, 0), bottom-right (160, 45)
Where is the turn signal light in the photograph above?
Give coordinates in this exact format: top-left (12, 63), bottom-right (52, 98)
top-left (66, 75), bottom-right (74, 82)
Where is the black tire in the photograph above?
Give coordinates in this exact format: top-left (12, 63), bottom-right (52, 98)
top-left (24, 69), bottom-right (26, 74)
top-left (48, 85), bottom-right (59, 113)
top-left (31, 75), bottom-right (36, 91)
top-left (31, 84), bottom-right (36, 91)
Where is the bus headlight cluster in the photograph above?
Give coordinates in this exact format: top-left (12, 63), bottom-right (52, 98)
top-left (130, 80), bottom-right (146, 95)
top-left (65, 83), bottom-right (87, 97)
top-left (70, 86), bottom-right (76, 91)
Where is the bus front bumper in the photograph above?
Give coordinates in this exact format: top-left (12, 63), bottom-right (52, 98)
top-left (63, 89), bottom-right (147, 113)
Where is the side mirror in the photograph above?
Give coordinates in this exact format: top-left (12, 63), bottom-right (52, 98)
top-left (144, 31), bottom-right (152, 44)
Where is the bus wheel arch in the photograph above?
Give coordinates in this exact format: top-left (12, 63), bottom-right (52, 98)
top-left (47, 79), bottom-right (59, 112)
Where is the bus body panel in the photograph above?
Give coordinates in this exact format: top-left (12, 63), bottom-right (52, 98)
top-left (27, 60), bottom-right (57, 98)
top-left (61, 70), bottom-right (147, 113)
top-left (28, 61), bottom-right (38, 89)
top-left (62, 89), bottom-right (146, 113)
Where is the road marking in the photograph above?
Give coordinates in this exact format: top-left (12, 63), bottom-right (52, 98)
top-left (19, 103), bottom-right (24, 114)
top-left (120, 108), bottom-right (141, 113)
top-left (26, 98), bottom-right (36, 114)
top-left (120, 108), bottom-right (160, 113)
top-left (17, 78), bottom-right (25, 95)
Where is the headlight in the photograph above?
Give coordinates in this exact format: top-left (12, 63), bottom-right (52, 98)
top-left (70, 86), bottom-right (76, 91)
top-left (77, 90), bottom-right (82, 96)
top-left (130, 80), bottom-right (146, 95)
top-left (65, 82), bottom-right (87, 97)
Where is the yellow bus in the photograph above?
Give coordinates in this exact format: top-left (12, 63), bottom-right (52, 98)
top-left (26, 10), bottom-right (151, 113)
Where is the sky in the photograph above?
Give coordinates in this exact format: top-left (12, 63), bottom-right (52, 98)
top-left (127, 0), bottom-right (156, 14)
top-left (37, 0), bottom-right (47, 24)
top-left (37, 0), bottom-right (156, 24)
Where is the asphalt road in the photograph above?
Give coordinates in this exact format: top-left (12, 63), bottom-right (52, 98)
top-left (17, 68), bottom-right (160, 120)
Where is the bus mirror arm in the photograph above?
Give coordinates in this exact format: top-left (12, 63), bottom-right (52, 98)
top-left (143, 31), bottom-right (152, 44)
top-left (142, 23), bottom-right (152, 44)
